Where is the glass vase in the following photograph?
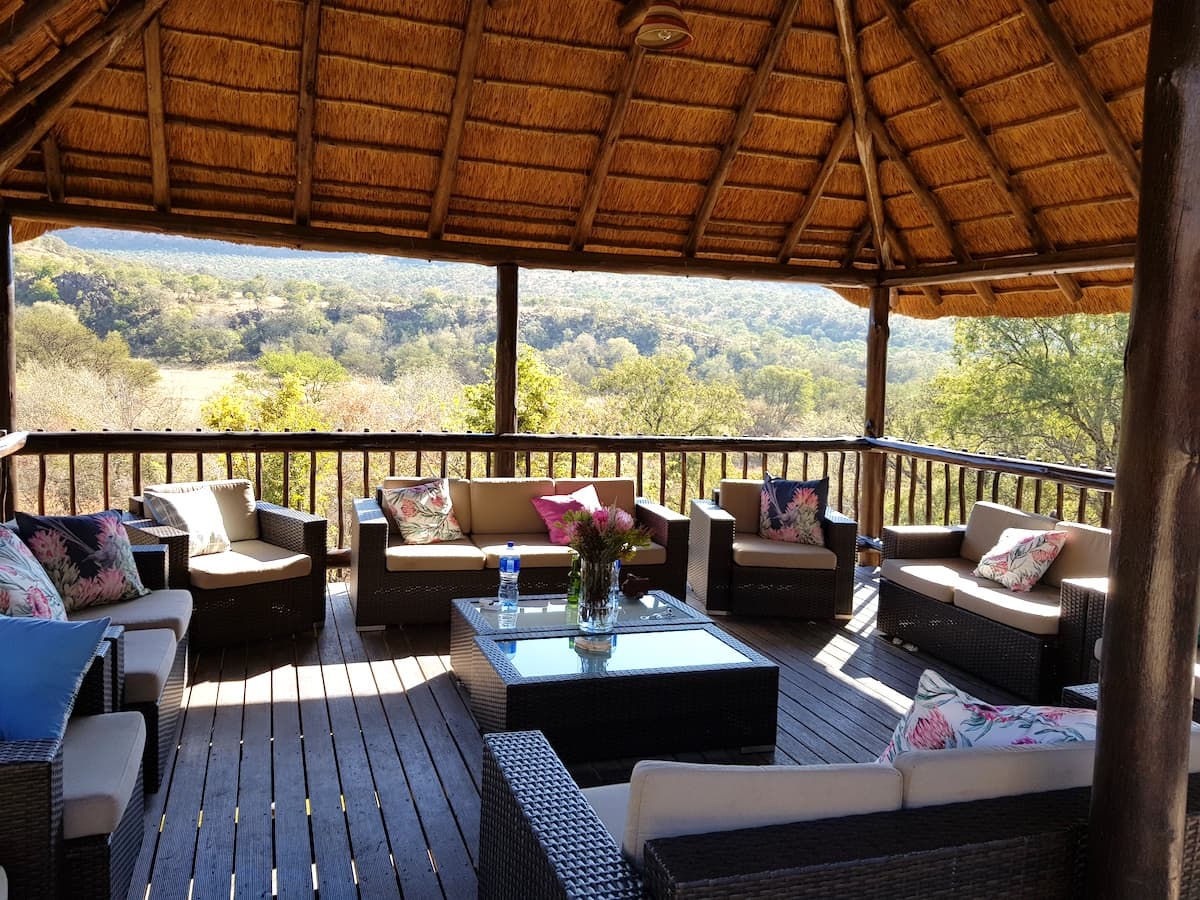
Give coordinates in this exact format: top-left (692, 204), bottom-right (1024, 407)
top-left (578, 557), bottom-right (618, 633)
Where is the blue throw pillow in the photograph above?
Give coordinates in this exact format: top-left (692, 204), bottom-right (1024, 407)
top-left (0, 616), bottom-right (110, 741)
top-left (759, 473), bottom-right (829, 546)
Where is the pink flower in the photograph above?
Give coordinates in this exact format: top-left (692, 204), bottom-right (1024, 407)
top-left (592, 508), bottom-right (610, 529)
top-left (791, 487), bottom-right (819, 509)
top-left (907, 708), bottom-right (955, 750)
top-left (1012, 736), bottom-right (1036, 745)
top-left (400, 500), bottom-right (417, 519)
top-left (0, 590), bottom-right (9, 614)
top-left (26, 586), bottom-right (51, 617)
top-left (612, 508), bottom-right (634, 531)
top-left (28, 529), bottom-right (69, 564)
top-left (965, 703), bottom-right (1002, 721)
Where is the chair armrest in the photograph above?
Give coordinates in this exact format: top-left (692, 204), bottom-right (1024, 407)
top-left (129, 495), bottom-right (147, 518)
top-left (1060, 577), bottom-right (1109, 685)
top-left (881, 524), bottom-right (966, 560)
top-left (351, 497), bottom-right (390, 559)
top-left (479, 730), bottom-right (642, 900)
top-left (256, 502), bottom-right (327, 564)
top-left (688, 499), bottom-right (735, 612)
top-left (76, 638), bottom-right (115, 717)
top-left (130, 544), bottom-right (169, 591)
top-left (823, 510), bottom-right (859, 573)
top-left (124, 517), bottom-right (190, 589)
top-left (0, 738), bottom-right (64, 900)
top-left (635, 498), bottom-right (688, 548)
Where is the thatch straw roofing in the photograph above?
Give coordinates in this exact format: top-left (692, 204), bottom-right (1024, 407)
top-left (0, 0), bottom-right (1148, 317)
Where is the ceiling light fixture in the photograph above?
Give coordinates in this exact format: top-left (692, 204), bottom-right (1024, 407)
top-left (631, 0), bottom-right (692, 51)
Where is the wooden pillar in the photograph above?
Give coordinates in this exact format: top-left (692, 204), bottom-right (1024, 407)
top-left (859, 285), bottom-right (889, 565)
top-left (1089, 1), bottom-right (1200, 895)
top-left (0, 214), bottom-right (14, 520)
top-left (494, 263), bottom-right (518, 477)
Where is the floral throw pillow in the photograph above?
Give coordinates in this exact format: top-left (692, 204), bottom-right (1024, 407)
top-left (974, 527), bottom-right (1069, 592)
top-left (15, 510), bottom-right (149, 611)
top-left (380, 478), bottom-right (463, 545)
top-left (877, 669), bottom-right (1096, 764)
top-left (0, 526), bottom-right (67, 620)
top-left (758, 474), bottom-right (828, 546)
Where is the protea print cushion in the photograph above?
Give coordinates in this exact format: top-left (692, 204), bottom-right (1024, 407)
top-left (0, 525), bottom-right (67, 620)
top-left (381, 478), bottom-right (464, 544)
top-left (15, 510), bottom-right (149, 611)
top-left (974, 527), bottom-right (1069, 591)
top-left (877, 669), bottom-right (1096, 764)
top-left (758, 474), bottom-right (828, 546)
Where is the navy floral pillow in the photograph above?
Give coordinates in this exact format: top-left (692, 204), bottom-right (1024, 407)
top-left (759, 474), bottom-right (829, 546)
top-left (15, 510), bottom-right (149, 611)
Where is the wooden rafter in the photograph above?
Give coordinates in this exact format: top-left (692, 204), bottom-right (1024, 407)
top-left (879, 242), bottom-right (1134, 287)
top-left (884, 221), bottom-right (941, 305)
top-left (143, 15), bottom-right (169, 212)
top-left (842, 219), bottom-right (872, 267)
top-left (571, 43), bottom-right (645, 251)
top-left (1015, 0), bottom-right (1140, 198)
top-left (777, 115), bottom-right (853, 263)
top-left (876, 0), bottom-right (1083, 303)
top-left (293, 0), bottom-right (322, 225)
top-left (0, 0), bottom-right (170, 179)
top-left (833, 0), bottom-right (892, 268)
top-left (428, 0), bottom-right (488, 240)
top-left (685, 0), bottom-right (803, 256)
top-left (40, 133), bottom-right (63, 202)
top-left (0, 0), bottom-right (78, 56)
top-left (868, 111), bottom-right (998, 306)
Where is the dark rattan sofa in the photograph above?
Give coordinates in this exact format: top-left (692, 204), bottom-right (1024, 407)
top-left (687, 479), bottom-right (858, 618)
top-left (348, 476), bottom-right (688, 627)
top-left (878, 502), bottom-right (1111, 702)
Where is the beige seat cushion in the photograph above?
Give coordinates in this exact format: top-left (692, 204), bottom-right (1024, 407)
top-left (960, 502), bottom-right (1057, 563)
top-left (62, 713), bottom-right (146, 840)
top-left (880, 557), bottom-right (977, 604)
top-left (472, 534), bottom-right (576, 568)
top-left (68, 589), bottom-right (193, 641)
top-left (626, 541), bottom-right (667, 566)
top-left (587, 759), bottom-right (902, 865)
top-left (381, 477), bottom-right (472, 534)
top-left (384, 537), bottom-right (485, 572)
top-left (470, 478), bottom-right (555, 534)
top-left (732, 534), bottom-right (837, 570)
top-left (145, 478), bottom-right (259, 541)
top-left (1042, 521), bottom-right (1110, 587)
top-left (952, 577), bottom-right (1061, 635)
top-left (718, 479), bottom-right (761, 534)
top-left (122, 628), bottom-right (178, 705)
top-left (556, 478), bottom-right (636, 513)
top-left (187, 540), bottom-right (311, 590)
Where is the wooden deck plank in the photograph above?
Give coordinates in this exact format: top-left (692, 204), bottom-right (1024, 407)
top-left (232, 642), bottom-right (274, 900)
top-left (269, 638), bottom-right (317, 900)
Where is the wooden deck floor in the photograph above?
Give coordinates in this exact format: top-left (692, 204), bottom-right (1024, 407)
top-left (126, 569), bottom-right (1016, 899)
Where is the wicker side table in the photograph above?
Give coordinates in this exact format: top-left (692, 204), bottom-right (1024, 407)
top-left (1061, 683), bottom-right (1099, 710)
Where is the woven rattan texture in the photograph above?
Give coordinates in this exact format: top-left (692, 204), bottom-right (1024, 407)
top-left (78, 640), bottom-right (115, 716)
top-left (686, 500), bottom-right (733, 612)
top-left (1062, 682), bottom-right (1200, 722)
top-left (0, 740), bottom-right (62, 900)
top-left (479, 730), bottom-right (642, 900)
top-left (62, 767), bottom-right (144, 900)
top-left (1060, 578), bottom-right (1107, 686)
top-left (881, 525), bottom-right (967, 561)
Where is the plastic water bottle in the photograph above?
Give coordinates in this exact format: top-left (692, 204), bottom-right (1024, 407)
top-left (609, 559), bottom-right (621, 602)
top-left (498, 541), bottom-right (520, 612)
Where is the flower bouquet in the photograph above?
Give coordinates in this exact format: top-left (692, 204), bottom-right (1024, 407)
top-left (557, 504), bottom-right (651, 633)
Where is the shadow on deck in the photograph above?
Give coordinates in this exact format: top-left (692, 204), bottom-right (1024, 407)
top-left (126, 567), bottom-right (1016, 899)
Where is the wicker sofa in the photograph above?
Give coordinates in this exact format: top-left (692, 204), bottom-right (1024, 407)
top-left (480, 728), bottom-right (1200, 899)
top-left (878, 501), bottom-right (1111, 702)
top-left (349, 476), bottom-right (689, 627)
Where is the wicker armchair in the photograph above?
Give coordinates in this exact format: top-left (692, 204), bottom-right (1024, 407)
top-left (687, 479), bottom-right (858, 618)
top-left (126, 479), bottom-right (327, 646)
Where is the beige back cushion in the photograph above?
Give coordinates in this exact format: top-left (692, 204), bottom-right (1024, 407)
top-left (381, 477), bottom-right (472, 533)
top-left (470, 478), bottom-right (554, 534)
top-left (960, 502), bottom-right (1057, 563)
top-left (719, 479), bottom-right (761, 534)
top-left (620, 759), bottom-right (902, 864)
top-left (1042, 521), bottom-right (1111, 587)
top-left (556, 478), bottom-right (636, 513)
top-left (144, 478), bottom-right (258, 541)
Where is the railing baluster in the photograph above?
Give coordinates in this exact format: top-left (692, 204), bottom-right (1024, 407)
top-left (1034, 478), bottom-right (1044, 515)
top-left (283, 450), bottom-right (291, 505)
top-left (1101, 489), bottom-right (1112, 527)
top-left (975, 469), bottom-right (985, 502)
top-left (942, 462), bottom-right (951, 525)
top-left (570, 451), bottom-right (578, 478)
top-left (68, 453), bottom-right (77, 515)
top-left (439, 451), bottom-right (447, 478)
top-left (679, 452), bottom-right (688, 512)
top-left (309, 450), bottom-right (317, 514)
top-left (741, 452), bottom-right (749, 478)
top-left (1056, 483), bottom-right (1065, 519)
top-left (165, 449), bottom-right (173, 484)
top-left (102, 451), bottom-right (111, 510)
top-left (1077, 488), bottom-right (1089, 523)
top-left (957, 466), bottom-right (967, 522)
top-left (835, 452), bottom-right (846, 513)
top-left (636, 451), bottom-right (644, 499)
top-left (195, 449), bottom-right (203, 481)
top-left (923, 459), bottom-right (932, 525)
top-left (336, 451), bottom-right (346, 549)
top-left (658, 451), bottom-right (667, 505)
top-left (990, 469), bottom-right (1001, 503)
top-left (698, 452), bottom-right (708, 506)
top-left (1015, 473), bottom-right (1025, 510)
top-left (852, 450), bottom-right (860, 522)
top-left (780, 451), bottom-right (789, 479)
top-left (38, 453), bottom-right (47, 514)
top-left (890, 454), bottom-right (901, 525)
top-left (906, 456), bottom-right (916, 525)
top-left (802, 452), bottom-right (809, 480)
top-left (720, 452), bottom-right (728, 480)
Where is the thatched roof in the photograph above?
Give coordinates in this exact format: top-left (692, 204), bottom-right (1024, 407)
top-left (0, 0), bottom-right (1147, 317)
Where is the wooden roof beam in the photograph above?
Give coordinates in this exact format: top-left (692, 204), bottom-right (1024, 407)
top-left (143, 15), bottom-right (169, 212)
top-left (876, 0), bottom-right (1082, 303)
top-left (0, 0), bottom-right (78, 56)
top-left (1015, 0), bottom-right (1140, 199)
top-left (842, 219), bottom-right (872, 267)
top-left (571, 43), bottom-right (645, 251)
top-left (777, 114), bottom-right (853, 263)
top-left (428, 0), bottom-right (488, 240)
top-left (867, 110), bottom-right (997, 306)
top-left (0, 0), bottom-right (171, 180)
top-left (884, 221), bottom-right (941, 306)
top-left (294, 0), bottom-right (322, 225)
top-left (833, 0), bottom-right (892, 268)
top-left (686, 0), bottom-right (804, 256)
top-left (879, 242), bottom-right (1135, 287)
top-left (40, 133), bottom-right (63, 203)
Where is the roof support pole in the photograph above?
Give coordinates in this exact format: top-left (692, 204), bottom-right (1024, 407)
top-left (1088, 0), bottom-right (1200, 895)
top-left (859, 284), bottom-right (889, 568)
top-left (494, 263), bottom-right (518, 477)
top-left (0, 213), bottom-right (16, 520)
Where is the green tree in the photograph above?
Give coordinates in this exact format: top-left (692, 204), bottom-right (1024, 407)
top-left (259, 350), bottom-right (349, 403)
top-left (742, 365), bottom-right (815, 436)
top-left (458, 346), bottom-right (569, 433)
top-left (16, 302), bottom-right (158, 387)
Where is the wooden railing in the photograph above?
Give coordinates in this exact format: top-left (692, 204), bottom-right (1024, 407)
top-left (7, 431), bottom-right (1119, 559)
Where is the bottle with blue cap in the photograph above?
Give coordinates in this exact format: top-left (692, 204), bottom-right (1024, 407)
top-left (498, 541), bottom-right (520, 612)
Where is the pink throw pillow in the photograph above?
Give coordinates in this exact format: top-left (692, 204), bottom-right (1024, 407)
top-left (531, 485), bottom-right (602, 545)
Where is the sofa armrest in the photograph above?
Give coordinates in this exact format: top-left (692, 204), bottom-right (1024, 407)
top-left (688, 499), bottom-right (734, 612)
top-left (257, 502), bottom-right (327, 564)
top-left (130, 544), bottom-right (169, 591)
top-left (0, 737), bottom-right (63, 900)
top-left (824, 509), bottom-right (859, 617)
top-left (123, 517), bottom-right (190, 590)
top-left (479, 730), bottom-right (642, 900)
top-left (635, 498), bottom-right (688, 548)
top-left (1060, 577), bottom-right (1109, 685)
top-left (881, 524), bottom-right (966, 560)
top-left (76, 637), bottom-right (115, 717)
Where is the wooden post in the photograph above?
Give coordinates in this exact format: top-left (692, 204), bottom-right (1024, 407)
top-left (859, 285), bottom-right (889, 569)
top-left (494, 263), bottom-right (518, 477)
top-left (1089, 1), bottom-right (1200, 895)
top-left (0, 213), bottom-right (14, 519)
